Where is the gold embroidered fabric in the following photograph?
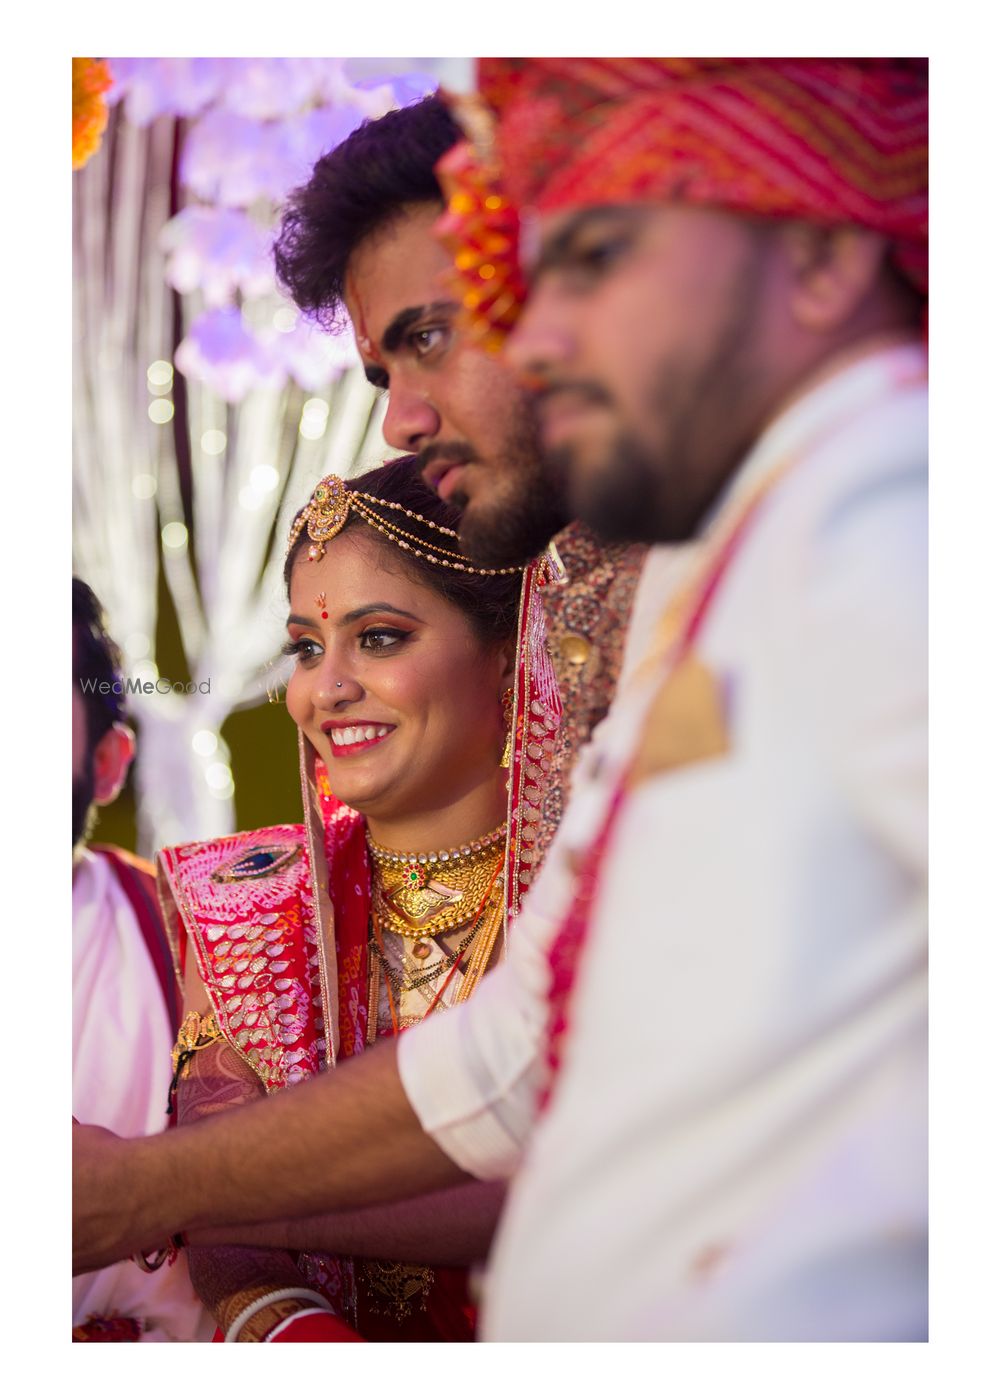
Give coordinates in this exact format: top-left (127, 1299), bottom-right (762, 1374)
top-left (360, 1260), bottom-right (435, 1322)
top-left (527, 523), bottom-right (648, 878)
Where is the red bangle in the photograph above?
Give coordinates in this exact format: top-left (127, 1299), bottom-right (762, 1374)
top-left (267, 1311), bottom-right (366, 1343)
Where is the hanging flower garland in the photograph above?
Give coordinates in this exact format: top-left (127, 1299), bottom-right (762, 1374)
top-left (72, 58), bottom-right (113, 170)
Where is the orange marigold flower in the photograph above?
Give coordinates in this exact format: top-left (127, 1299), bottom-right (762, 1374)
top-left (73, 58), bottom-right (113, 171)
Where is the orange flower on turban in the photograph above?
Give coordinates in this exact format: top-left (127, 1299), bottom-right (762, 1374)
top-left (73, 58), bottom-right (113, 171)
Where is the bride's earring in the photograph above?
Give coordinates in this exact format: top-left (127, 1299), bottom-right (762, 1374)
top-left (500, 687), bottom-right (515, 769)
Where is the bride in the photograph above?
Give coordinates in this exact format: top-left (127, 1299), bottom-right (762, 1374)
top-left (157, 458), bottom-right (558, 1342)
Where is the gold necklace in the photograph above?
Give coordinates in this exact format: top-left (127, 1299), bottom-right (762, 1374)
top-left (367, 872), bottom-right (506, 1041)
top-left (367, 822), bottom-right (506, 939)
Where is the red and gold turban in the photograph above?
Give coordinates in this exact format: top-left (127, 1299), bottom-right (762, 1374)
top-left (436, 58), bottom-right (928, 346)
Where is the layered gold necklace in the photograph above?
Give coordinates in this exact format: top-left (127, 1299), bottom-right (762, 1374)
top-left (366, 822), bottom-right (507, 1034)
top-left (367, 822), bottom-right (506, 939)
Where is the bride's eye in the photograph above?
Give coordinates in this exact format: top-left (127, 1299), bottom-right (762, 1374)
top-left (281, 637), bottom-right (322, 664)
top-left (359, 627), bottom-right (408, 653)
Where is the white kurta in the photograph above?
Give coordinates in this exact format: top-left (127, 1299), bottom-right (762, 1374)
top-left (398, 342), bottom-right (928, 1340)
top-left (73, 849), bottom-right (212, 1341)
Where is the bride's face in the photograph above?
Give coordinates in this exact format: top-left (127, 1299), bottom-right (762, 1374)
top-left (285, 530), bottom-right (510, 825)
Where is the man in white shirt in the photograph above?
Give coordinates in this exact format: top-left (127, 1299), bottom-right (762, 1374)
top-left (73, 58), bottom-right (927, 1342)
top-left (73, 578), bottom-right (211, 1341)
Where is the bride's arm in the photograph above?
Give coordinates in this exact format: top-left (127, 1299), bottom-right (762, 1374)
top-left (187, 1178), bottom-right (505, 1266)
top-left (175, 925), bottom-right (502, 1270)
top-left (178, 1037), bottom-right (330, 1340)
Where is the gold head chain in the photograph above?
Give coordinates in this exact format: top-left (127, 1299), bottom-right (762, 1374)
top-left (286, 474), bottom-right (521, 576)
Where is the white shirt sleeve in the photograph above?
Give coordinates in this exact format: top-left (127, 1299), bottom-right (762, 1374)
top-left (396, 819), bottom-right (577, 1179)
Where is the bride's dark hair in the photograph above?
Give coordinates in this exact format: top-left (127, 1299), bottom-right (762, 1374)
top-left (285, 457), bottom-right (522, 645)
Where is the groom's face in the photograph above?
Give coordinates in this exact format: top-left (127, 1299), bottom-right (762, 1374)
top-left (344, 202), bottom-right (568, 566)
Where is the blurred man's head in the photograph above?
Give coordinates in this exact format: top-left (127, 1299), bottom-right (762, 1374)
top-left (274, 94), bottom-right (568, 566)
top-left (457, 59), bottom-right (928, 543)
top-left (507, 202), bottom-right (923, 543)
top-left (72, 579), bottom-right (134, 852)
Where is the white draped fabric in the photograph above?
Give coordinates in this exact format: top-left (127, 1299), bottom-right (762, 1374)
top-left (399, 342), bottom-right (928, 1341)
top-left (73, 849), bottom-right (213, 1341)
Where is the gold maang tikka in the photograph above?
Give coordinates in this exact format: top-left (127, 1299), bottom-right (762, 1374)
top-left (286, 474), bottom-right (520, 576)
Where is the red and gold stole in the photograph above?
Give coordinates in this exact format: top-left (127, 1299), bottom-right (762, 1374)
top-left (503, 557), bottom-right (563, 931)
top-left (158, 750), bottom-right (369, 1091)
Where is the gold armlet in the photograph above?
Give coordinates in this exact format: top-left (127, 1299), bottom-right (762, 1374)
top-left (166, 1009), bottom-right (225, 1114)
